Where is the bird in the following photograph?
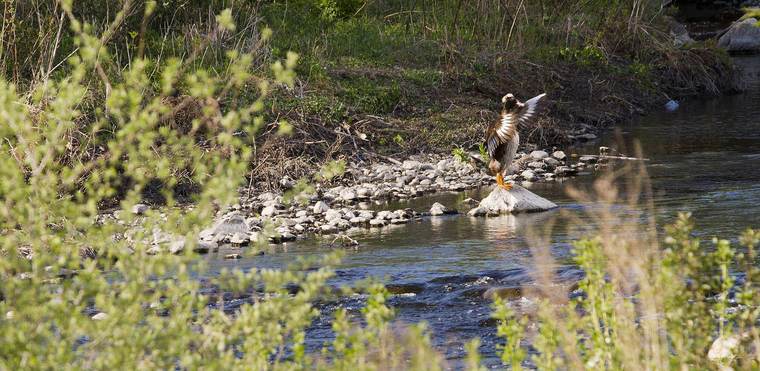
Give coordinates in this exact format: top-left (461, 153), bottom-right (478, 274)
top-left (485, 92), bottom-right (546, 191)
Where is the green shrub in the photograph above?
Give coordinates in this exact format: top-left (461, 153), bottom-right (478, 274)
top-left (0, 4), bottom-right (441, 370)
top-left (490, 169), bottom-right (760, 370)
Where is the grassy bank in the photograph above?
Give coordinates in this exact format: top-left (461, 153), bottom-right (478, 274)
top-left (2, 0), bottom-right (735, 186)
top-left (1, 3), bottom-right (759, 370)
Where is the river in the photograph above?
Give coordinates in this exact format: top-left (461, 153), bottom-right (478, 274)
top-left (204, 56), bottom-right (760, 368)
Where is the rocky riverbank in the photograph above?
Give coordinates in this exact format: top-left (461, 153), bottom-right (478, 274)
top-left (125, 146), bottom-right (612, 257)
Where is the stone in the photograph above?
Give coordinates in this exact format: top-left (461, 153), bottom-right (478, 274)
top-left (279, 231), bottom-right (297, 242)
top-left (197, 240), bottom-right (218, 253)
top-left (579, 156), bottom-right (597, 163)
top-left (168, 239), bottom-right (186, 254)
top-left (467, 185), bottom-right (557, 216)
top-left (529, 150), bottom-right (549, 160)
top-left (707, 335), bottom-right (740, 362)
top-left (555, 166), bottom-right (577, 176)
top-left (349, 216), bottom-right (369, 225)
top-left (229, 232), bottom-right (249, 245)
top-left (279, 176), bottom-right (294, 189)
top-left (131, 203), bottom-right (149, 215)
top-left (358, 210), bottom-right (375, 219)
top-left (390, 218), bottom-right (409, 224)
top-left (543, 157), bottom-right (559, 168)
top-left (528, 161), bottom-right (546, 170)
top-left (324, 209), bottom-right (343, 222)
top-left (225, 253), bottom-right (242, 260)
top-left (430, 202), bottom-right (454, 216)
top-left (521, 170), bottom-right (537, 181)
top-left (258, 192), bottom-right (277, 202)
top-left (356, 187), bottom-right (371, 198)
top-left (295, 210), bottom-right (308, 218)
top-left (92, 312), bottom-right (108, 321)
top-left (552, 150), bottom-right (567, 160)
top-left (402, 160), bottom-right (421, 170)
top-left (718, 18), bottom-right (760, 53)
top-left (369, 219), bottom-right (388, 227)
top-left (339, 189), bottom-right (357, 201)
top-left (261, 205), bottom-right (277, 217)
top-left (320, 224), bottom-right (338, 234)
top-left (313, 201), bottom-right (330, 214)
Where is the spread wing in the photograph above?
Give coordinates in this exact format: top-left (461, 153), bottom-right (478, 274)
top-left (485, 93), bottom-right (546, 158)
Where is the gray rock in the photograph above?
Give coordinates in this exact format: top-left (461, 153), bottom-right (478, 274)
top-left (339, 189), bottom-right (357, 201)
top-left (376, 210), bottom-right (393, 220)
top-left (279, 232), bottom-right (296, 242)
top-left (349, 216), bottom-right (369, 225)
top-left (356, 187), bottom-right (371, 198)
top-left (320, 224), bottom-right (338, 234)
top-left (543, 157), bottom-right (559, 168)
top-left (258, 192), bottom-right (277, 202)
top-left (528, 161), bottom-right (546, 170)
top-left (168, 239), bottom-right (186, 254)
top-left (132, 203), bottom-right (149, 215)
top-left (521, 170), bottom-right (537, 181)
top-left (313, 201), bottom-right (330, 214)
top-left (92, 312), bottom-right (108, 321)
top-left (718, 18), bottom-right (760, 53)
top-left (552, 150), bottom-right (567, 160)
top-left (430, 202), bottom-right (452, 216)
top-left (224, 253), bottom-right (242, 260)
top-left (279, 176), bottom-right (294, 189)
top-left (358, 210), bottom-right (375, 219)
top-left (403, 160), bottom-right (421, 170)
top-left (390, 218), bottom-right (409, 224)
top-left (579, 156), bottom-right (597, 163)
top-left (295, 210), bottom-right (309, 218)
top-left (229, 232), bottom-right (249, 245)
top-left (467, 185), bottom-right (557, 216)
top-left (369, 219), bottom-right (388, 227)
top-left (261, 205), bottom-right (277, 217)
top-left (293, 224), bottom-right (306, 232)
top-left (530, 150), bottom-right (549, 160)
top-left (324, 209), bottom-right (343, 222)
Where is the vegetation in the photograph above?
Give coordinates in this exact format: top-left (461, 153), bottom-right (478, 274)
top-left (0, 1), bottom-right (756, 370)
top-left (0, 0), bottom-right (734, 182)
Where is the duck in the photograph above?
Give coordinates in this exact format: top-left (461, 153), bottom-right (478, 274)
top-left (485, 92), bottom-right (546, 190)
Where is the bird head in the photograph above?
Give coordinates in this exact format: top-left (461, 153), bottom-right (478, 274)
top-left (501, 93), bottom-right (517, 110)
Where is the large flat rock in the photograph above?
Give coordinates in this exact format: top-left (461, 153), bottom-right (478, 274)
top-left (718, 18), bottom-right (760, 54)
top-left (468, 185), bottom-right (557, 216)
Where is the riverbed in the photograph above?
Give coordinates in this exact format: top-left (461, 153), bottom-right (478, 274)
top-left (203, 56), bottom-right (760, 367)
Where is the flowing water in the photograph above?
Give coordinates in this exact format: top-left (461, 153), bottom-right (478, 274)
top-left (205, 56), bottom-right (760, 368)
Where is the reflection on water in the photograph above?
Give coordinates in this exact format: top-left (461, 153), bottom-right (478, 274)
top-left (205, 56), bottom-right (760, 367)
